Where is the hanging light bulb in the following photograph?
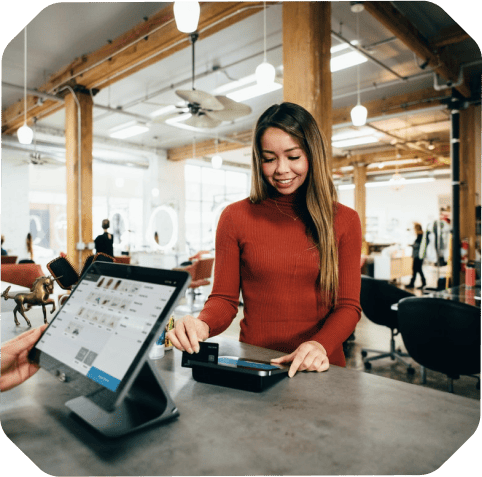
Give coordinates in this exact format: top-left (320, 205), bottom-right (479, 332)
top-left (18, 26), bottom-right (33, 145)
top-left (350, 104), bottom-right (368, 127)
top-left (256, 62), bottom-right (276, 86)
top-left (211, 155), bottom-right (223, 169)
top-left (350, 9), bottom-right (367, 127)
top-left (173, 1), bottom-right (200, 33)
top-left (256, 2), bottom-right (276, 86)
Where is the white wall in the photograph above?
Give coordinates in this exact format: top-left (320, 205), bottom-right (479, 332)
top-left (1, 147), bottom-right (187, 260)
top-left (1, 149), bottom-right (31, 259)
top-left (337, 178), bottom-right (452, 246)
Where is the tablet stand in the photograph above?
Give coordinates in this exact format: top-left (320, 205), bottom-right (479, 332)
top-left (65, 359), bottom-right (179, 437)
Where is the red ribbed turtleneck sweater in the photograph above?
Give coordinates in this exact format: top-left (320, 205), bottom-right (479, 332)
top-left (198, 191), bottom-right (362, 367)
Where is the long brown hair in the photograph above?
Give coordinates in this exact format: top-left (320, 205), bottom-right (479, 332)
top-left (250, 102), bottom-right (339, 307)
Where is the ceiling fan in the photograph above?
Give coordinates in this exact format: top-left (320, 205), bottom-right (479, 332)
top-left (18, 121), bottom-right (65, 167)
top-left (165, 33), bottom-right (252, 129)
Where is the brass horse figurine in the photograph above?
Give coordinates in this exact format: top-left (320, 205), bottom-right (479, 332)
top-left (1, 275), bottom-right (61, 327)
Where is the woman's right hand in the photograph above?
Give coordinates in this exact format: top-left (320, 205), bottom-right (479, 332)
top-left (166, 315), bottom-right (210, 354)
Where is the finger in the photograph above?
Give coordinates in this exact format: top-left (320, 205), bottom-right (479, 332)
top-left (319, 356), bottom-right (330, 372)
top-left (299, 351), bottom-right (317, 372)
top-left (183, 319), bottom-right (202, 353)
top-left (288, 351), bottom-right (308, 378)
top-left (8, 327), bottom-right (38, 343)
top-left (308, 355), bottom-right (323, 372)
top-left (166, 330), bottom-right (185, 352)
top-left (271, 352), bottom-right (295, 364)
top-left (172, 321), bottom-right (193, 353)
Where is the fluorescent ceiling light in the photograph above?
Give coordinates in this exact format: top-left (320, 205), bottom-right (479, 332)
top-left (330, 40), bottom-right (359, 54)
top-left (331, 51), bottom-right (367, 72)
top-left (366, 177), bottom-right (435, 188)
top-left (337, 177), bottom-right (436, 190)
top-left (332, 128), bottom-right (375, 142)
top-left (109, 121), bottom-right (149, 139)
top-left (226, 81), bottom-right (282, 102)
top-left (165, 113), bottom-right (192, 125)
top-left (150, 104), bottom-right (178, 118)
top-left (332, 136), bottom-right (379, 148)
top-left (337, 184), bottom-right (355, 190)
top-left (215, 74), bottom-right (257, 95)
top-left (165, 113), bottom-right (206, 132)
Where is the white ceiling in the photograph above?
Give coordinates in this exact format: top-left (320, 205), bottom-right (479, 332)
top-left (1, 1), bottom-right (481, 170)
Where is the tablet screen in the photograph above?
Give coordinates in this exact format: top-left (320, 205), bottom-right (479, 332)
top-left (34, 271), bottom-right (177, 392)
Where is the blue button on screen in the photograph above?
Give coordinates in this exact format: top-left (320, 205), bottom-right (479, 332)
top-left (87, 367), bottom-right (121, 392)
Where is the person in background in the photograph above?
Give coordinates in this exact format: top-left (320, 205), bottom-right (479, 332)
top-left (94, 219), bottom-right (114, 257)
top-left (26, 233), bottom-right (34, 261)
top-left (1, 235), bottom-right (7, 256)
top-left (167, 102), bottom-right (362, 378)
top-left (0, 324), bottom-right (48, 392)
top-left (407, 222), bottom-right (427, 289)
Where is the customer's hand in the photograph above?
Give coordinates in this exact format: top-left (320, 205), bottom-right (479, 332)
top-left (271, 341), bottom-right (329, 378)
top-left (0, 324), bottom-right (48, 392)
top-left (166, 315), bottom-right (210, 354)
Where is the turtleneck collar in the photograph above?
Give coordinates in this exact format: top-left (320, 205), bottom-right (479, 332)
top-left (265, 183), bottom-right (307, 207)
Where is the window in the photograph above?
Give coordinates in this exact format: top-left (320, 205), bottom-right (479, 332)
top-left (184, 163), bottom-right (250, 253)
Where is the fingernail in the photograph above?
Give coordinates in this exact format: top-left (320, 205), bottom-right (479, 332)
top-left (194, 345), bottom-right (200, 353)
top-left (187, 348), bottom-right (193, 354)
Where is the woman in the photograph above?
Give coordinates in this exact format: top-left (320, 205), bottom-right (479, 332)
top-left (94, 218), bottom-right (114, 257)
top-left (168, 103), bottom-right (362, 377)
top-left (407, 222), bottom-right (427, 289)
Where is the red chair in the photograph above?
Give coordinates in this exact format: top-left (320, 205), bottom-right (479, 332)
top-left (1, 263), bottom-right (45, 289)
top-left (114, 256), bottom-right (131, 264)
top-left (1, 256), bottom-right (18, 264)
top-left (176, 257), bottom-right (215, 313)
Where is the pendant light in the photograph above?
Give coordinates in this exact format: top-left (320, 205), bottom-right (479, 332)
top-left (350, 7), bottom-right (367, 127)
top-left (255, 2), bottom-right (276, 86)
top-left (173, 1), bottom-right (200, 33)
top-left (17, 26), bottom-right (33, 145)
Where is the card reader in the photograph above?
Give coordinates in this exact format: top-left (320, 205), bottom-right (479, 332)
top-left (182, 342), bottom-right (289, 392)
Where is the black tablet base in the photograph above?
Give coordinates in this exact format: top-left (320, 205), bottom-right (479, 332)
top-left (65, 360), bottom-right (179, 437)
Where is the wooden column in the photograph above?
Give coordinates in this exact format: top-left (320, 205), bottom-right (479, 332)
top-left (65, 89), bottom-right (93, 270)
top-left (353, 161), bottom-right (367, 243)
top-left (282, 1), bottom-right (332, 168)
top-left (460, 104), bottom-right (481, 261)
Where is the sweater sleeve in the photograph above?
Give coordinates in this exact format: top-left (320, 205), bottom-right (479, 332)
top-left (311, 208), bottom-right (362, 356)
top-left (197, 205), bottom-right (241, 336)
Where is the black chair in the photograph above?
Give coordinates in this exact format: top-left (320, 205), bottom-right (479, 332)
top-left (397, 296), bottom-right (480, 393)
top-left (360, 275), bottom-right (415, 373)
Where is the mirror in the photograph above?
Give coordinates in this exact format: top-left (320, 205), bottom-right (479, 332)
top-left (147, 205), bottom-right (178, 251)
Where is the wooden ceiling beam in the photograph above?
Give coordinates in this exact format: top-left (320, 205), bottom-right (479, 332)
top-left (430, 25), bottom-right (471, 48)
top-left (333, 146), bottom-right (449, 169)
top-left (363, 2), bottom-right (471, 98)
top-left (2, 2), bottom-right (265, 135)
top-left (167, 131), bottom-right (252, 162)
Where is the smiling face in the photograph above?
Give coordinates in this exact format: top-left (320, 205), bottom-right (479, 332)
top-left (260, 127), bottom-right (310, 195)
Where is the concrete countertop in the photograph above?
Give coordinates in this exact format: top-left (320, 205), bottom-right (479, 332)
top-left (0, 308), bottom-right (479, 476)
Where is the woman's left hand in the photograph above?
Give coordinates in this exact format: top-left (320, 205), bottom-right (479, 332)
top-left (270, 341), bottom-right (329, 378)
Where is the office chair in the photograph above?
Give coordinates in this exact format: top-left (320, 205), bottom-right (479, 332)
top-left (176, 257), bottom-right (215, 314)
top-left (360, 275), bottom-right (415, 373)
top-left (398, 296), bottom-right (480, 393)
